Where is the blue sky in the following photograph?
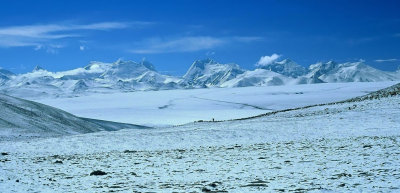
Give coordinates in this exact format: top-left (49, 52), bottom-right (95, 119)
top-left (0, 0), bottom-right (399, 75)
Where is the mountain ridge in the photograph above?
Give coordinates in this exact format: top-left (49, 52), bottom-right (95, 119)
top-left (0, 93), bottom-right (149, 140)
top-left (257, 58), bottom-right (307, 78)
top-left (0, 58), bottom-right (399, 98)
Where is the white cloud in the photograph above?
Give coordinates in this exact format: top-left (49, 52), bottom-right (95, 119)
top-left (0, 21), bottom-right (140, 49)
top-left (375, 58), bottom-right (398, 62)
top-left (130, 36), bottom-right (225, 54)
top-left (33, 44), bottom-right (64, 54)
top-left (256, 54), bottom-right (281, 66)
top-left (79, 45), bottom-right (85, 51)
top-left (129, 36), bottom-right (261, 54)
top-left (34, 45), bottom-right (43, 51)
top-left (233, 36), bottom-right (264, 42)
top-left (75, 22), bottom-right (130, 31)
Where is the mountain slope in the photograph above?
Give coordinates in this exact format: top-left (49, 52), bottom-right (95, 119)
top-left (307, 61), bottom-right (398, 83)
top-left (0, 69), bottom-right (15, 85)
top-left (0, 94), bottom-right (148, 140)
top-left (345, 82), bottom-right (400, 102)
top-left (183, 59), bottom-right (245, 87)
top-left (257, 59), bottom-right (308, 78)
top-left (221, 69), bottom-right (294, 87)
top-left (99, 60), bottom-right (156, 80)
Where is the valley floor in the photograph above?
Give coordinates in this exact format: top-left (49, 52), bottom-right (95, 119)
top-left (36, 81), bottom-right (398, 126)
top-left (1, 91), bottom-right (399, 192)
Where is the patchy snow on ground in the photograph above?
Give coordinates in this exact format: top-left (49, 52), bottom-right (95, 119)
top-left (1, 85), bottom-right (399, 192)
top-left (35, 81), bottom-right (397, 126)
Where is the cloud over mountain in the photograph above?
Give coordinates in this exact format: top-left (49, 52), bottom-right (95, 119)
top-left (256, 54), bottom-right (281, 66)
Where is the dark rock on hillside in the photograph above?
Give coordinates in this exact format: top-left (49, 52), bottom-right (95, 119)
top-left (90, 170), bottom-right (107, 176)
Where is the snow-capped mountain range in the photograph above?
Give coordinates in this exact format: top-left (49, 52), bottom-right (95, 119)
top-left (0, 58), bottom-right (399, 98)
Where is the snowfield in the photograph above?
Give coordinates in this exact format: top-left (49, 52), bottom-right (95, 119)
top-left (36, 81), bottom-right (398, 126)
top-left (2, 136), bottom-right (400, 192)
top-left (1, 82), bottom-right (400, 192)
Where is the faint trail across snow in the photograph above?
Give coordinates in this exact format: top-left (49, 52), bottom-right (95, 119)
top-left (192, 96), bottom-right (274, 110)
top-left (157, 95), bottom-right (273, 111)
top-left (157, 97), bottom-right (187, 109)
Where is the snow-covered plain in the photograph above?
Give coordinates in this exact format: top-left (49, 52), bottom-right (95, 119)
top-left (1, 84), bottom-right (399, 192)
top-left (36, 81), bottom-right (398, 126)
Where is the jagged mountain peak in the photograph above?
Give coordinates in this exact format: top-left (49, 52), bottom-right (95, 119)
top-left (112, 59), bottom-right (157, 71)
top-left (75, 59), bottom-right (160, 81)
top-left (258, 58), bottom-right (307, 78)
top-left (310, 60), bottom-right (372, 73)
top-left (308, 60), bottom-right (397, 83)
top-left (326, 60), bottom-right (337, 65)
top-left (189, 58), bottom-right (218, 70)
top-left (83, 61), bottom-right (111, 71)
top-left (72, 79), bottom-right (89, 92)
top-left (188, 58), bottom-right (241, 71)
top-left (83, 59), bottom-right (157, 72)
top-left (221, 68), bottom-right (294, 88)
top-left (183, 59), bottom-right (244, 87)
top-left (344, 61), bottom-right (372, 69)
top-left (33, 65), bottom-right (46, 72)
top-left (309, 60), bottom-right (338, 72)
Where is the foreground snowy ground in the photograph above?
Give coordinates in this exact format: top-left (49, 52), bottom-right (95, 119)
top-left (36, 81), bottom-right (397, 126)
top-left (2, 136), bottom-right (399, 192)
top-left (1, 87), bottom-right (399, 192)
